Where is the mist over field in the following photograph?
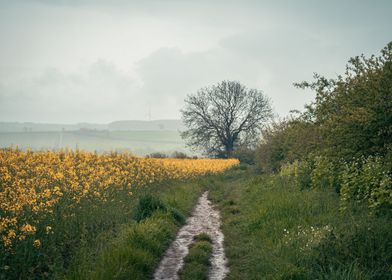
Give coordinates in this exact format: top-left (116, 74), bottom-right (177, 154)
top-left (0, 0), bottom-right (391, 153)
top-left (0, 120), bottom-right (187, 155)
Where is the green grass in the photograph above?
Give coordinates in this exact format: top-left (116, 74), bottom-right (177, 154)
top-left (74, 212), bottom-right (177, 280)
top-left (64, 177), bottom-right (210, 280)
top-left (209, 168), bottom-right (392, 280)
top-left (178, 233), bottom-right (213, 280)
top-left (66, 177), bottom-right (213, 280)
top-left (6, 167), bottom-right (390, 279)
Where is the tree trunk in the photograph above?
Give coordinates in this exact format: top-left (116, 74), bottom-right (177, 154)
top-left (225, 139), bottom-right (234, 158)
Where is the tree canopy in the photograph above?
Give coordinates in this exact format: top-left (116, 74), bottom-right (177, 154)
top-left (295, 41), bottom-right (392, 160)
top-left (257, 41), bottom-right (392, 170)
top-left (255, 41), bottom-right (392, 213)
top-left (181, 80), bottom-right (272, 158)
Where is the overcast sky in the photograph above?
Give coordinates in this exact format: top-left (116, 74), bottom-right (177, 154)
top-left (0, 0), bottom-right (391, 123)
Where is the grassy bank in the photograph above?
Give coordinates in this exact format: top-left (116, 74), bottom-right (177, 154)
top-left (209, 168), bottom-right (392, 280)
top-left (2, 174), bottom-right (212, 279)
top-left (6, 166), bottom-right (390, 279)
top-left (65, 177), bottom-right (213, 279)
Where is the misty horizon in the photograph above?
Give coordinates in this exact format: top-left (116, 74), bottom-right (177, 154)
top-left (1, 118), bottom-right (183, 125)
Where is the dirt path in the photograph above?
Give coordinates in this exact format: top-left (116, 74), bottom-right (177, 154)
top-left (153, 191), bottom-right (229, 280)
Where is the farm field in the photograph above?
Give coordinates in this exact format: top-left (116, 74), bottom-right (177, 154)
top-left (0, 130), bottom-right (188, 155)
top-left (0, 148), bottom-right (238, 279)
top-left (0, 151), bottom-right (392, 279)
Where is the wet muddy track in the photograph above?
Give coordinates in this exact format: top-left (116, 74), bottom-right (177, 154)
top-left (153, 191), bottom-right (228, 280)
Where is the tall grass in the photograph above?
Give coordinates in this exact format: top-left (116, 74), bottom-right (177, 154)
top-left (209, 169), bottom-right (392, 279)
top-left (1, 175), bottom-right (209, 279)
top-left (64, 177), bottom-right (208, 280)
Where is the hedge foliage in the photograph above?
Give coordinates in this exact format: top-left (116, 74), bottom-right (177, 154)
top-left (258, 41), bottom-right (392, 215)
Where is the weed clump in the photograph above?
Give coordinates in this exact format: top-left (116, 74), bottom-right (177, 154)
top-left (134, 194), bottom-right (186, 224)
top-left (134, 195), bottom-right (167, 222)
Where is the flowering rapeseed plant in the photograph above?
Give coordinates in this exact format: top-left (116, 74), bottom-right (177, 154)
top-left (0, 148), bottom-right (238, 248)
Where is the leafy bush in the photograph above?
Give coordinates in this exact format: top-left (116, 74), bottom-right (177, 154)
top-left (280, 159), bottom-right (313, 189)
top-left (280, 155), bottom-right (391, 214)
top-left (279, 160), bottom-right (299, 177)
top-left (340, 156), bottom-right (392, 214)
top-left (311, 156), bottom-right (342, 192)
top-left (258, 42), bottom-right (392, 216)
top-left (295, 42), bottom-right (392, 161)
top-left (171, 151), bottom-right (190, 159)
top-left (256, 118), bottom-right (320, 173)
top-left (296, 165), bottom-right (311, 188)
top-left (233, 146), bottom-right (256, 165)
top-left (145, 152), bottom-right (167, 158)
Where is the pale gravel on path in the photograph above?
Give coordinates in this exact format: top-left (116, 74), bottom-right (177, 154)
top-left (153, 191), bottom-right (229, 280)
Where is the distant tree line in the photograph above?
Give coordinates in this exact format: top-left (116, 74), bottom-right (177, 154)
top-left (146, 151), bottom-right (197, 159)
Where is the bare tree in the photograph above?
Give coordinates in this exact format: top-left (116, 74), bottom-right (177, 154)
top-left (181, 80), bottom-right (273, 158)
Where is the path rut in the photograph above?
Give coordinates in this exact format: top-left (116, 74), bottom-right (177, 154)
top-left (153, 191), bottom-right (228, 280)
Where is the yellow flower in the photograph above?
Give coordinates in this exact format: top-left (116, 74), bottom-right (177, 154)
top-left (33, 239), bottom-right (41, 247)
top-left (7, 230), bottom-right (16, 239)
top-left (20, 223), bottom-right (36, 234)
top-left (45, 226), bottom-right (52, 234)
top-left (0, 148), bottom-right (239, 247)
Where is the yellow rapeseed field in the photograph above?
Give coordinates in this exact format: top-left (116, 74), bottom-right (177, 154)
top-left (0, 148), bottom-right (238, 248)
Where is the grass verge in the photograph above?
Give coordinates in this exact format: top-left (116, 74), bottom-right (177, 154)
top-left (178, 233), bottom-right (213, 280)
top-left (209, 167), bottom-right (392, 280)
top-left (64, 176), bottom-right (215, 280)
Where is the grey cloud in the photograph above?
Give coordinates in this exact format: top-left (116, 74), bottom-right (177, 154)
top-left (13, 0), bottom-right (392, 30)
top-left (135, 47), bottom-right (264, 104)
top-left (0, 0), bottom-right (391, 123)
top-left (0, 60), bottom-right (143, 123)
top-left (219, 26), bottom-right (392, 115)
top-left (219, 29), bottom-right (345, 114)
